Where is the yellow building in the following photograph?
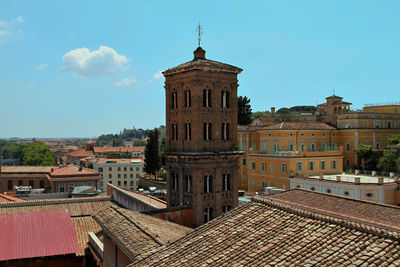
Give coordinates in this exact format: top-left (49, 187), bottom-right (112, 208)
top-left (239, 95), bottom-right (400, 193)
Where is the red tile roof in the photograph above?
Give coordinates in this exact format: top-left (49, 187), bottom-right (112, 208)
top-left (48, 165), bottom-right (100, 180)
top-left (129, 190), bottom-right (400, 266)
top-left (1, 166), bottom-right (55, 173)
top-left (265, 122), bottom-right (336, 130)
top-left (93, 146), bottom-right (145, 154)
top-left (67, 148), bottom-right (94, 157)
top-left (0, 210), bottom-right (79, 261)
top-left (0, 193), bottom-right (25, 203)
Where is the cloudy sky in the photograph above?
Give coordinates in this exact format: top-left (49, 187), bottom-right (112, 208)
top-left (0, 1), bottom-right (399, 138)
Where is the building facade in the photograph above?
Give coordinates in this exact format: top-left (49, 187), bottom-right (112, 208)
top-left (290, 173), bottom-right (400, 205)
top-left (239, 96), bottom-right (400, 192)
top-left (164, 46), bottom-right (242, 226)
top-left (91, 158), bottom-right (144, 192)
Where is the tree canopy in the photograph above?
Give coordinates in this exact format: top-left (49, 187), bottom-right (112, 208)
top-left (238, 96), bottom-right (252, 125)
top-left (388, 135), bottom-right (400, 146)
top-left (144, 128), bottom-right (161, 175)
top-left (377, 149), bottom-right (400, 173)
top-left (20, 141), bottom-right (55, 166)
top-left (356, 145), bottom-right (377, 170)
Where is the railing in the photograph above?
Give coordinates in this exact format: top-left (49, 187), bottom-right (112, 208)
top-left (364, 102), bottom-right (400, 107)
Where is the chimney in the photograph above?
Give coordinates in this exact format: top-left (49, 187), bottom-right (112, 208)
top-left (390, 172), bottom-right (395, 178)
top-left (378, 177), bottom-right (384, 185)
top-left (394, 177), bottom-right (399, 182)
top-left (51, 168), bottom-right (54, 173)
top-left (372, 171), bottom-right (376, 176)
top-left (336, 176), bottom-right (341, 182)
top-left (355, 169), bottom-right (360, 175)
top-left (354, 177), bottom-right (361, 184)
top-left (78, 167), bottom-right (82, 172)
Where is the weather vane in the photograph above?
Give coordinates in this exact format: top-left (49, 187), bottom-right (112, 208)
top-left (196, 23), bottom-right (203, 47)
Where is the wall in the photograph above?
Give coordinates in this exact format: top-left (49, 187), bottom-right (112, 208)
top-left (147, 207), bottom-right (194, 228)
top-left (103, 235), bottom-right (132, 267)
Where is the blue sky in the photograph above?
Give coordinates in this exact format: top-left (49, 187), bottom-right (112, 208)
top-left (0, 0), bottom-right (399, 138)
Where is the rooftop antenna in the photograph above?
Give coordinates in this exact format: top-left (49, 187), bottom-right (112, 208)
top-left (196, 23), bottom-right (203, 47)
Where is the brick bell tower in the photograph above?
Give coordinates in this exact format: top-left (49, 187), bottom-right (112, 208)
top-left (163, 45), bottom-right (243, 227)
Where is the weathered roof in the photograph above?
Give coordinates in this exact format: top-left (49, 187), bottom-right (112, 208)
top-left (268, 189), bottom-right (400, 229)
top-left (0, 197), bottom-right (111, 256)
top-left (0, 197), bottom-right (111, 216)
top-left (67, 148), bottom-right (94, 157)
top-left (1, 166), bottom-right (55, 173)
top-left (130, 189), bottom-right (400, 266)
top-left (94, 204), bottom-right (192, 261)
top-left (93, 146), bottom-right (145, 154)
top-left (49, 165), bottom-right (100, 177)
top-left (265, 122), bottom-right (336, 130)
top-left (163, 47), bottom-right (242, 76)
top-left (0, 210), bottom-right (79, 261)
top-left (0, 193), bottom-right (25, 203)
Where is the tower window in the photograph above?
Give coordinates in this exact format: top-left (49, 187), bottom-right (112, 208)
top-left (184, 90), bottom-right (191, 108)
top-left (221, 123), bottom-right (230, 140)
top-left (221, 91), bottom-right (230, 108)
top-left (185, 175), bottom-right (192, 192)
top-left (171, 173), bottom-right (178, 191)
top-left (204, 207), bottom-right (213, 223)
top-left (204, 175), bottom-right (212, 193)
top-left (185, 123), bottom-right (191, 141)
top-left (203, 89), bottom-right (212, 107)
top-left (222, 174), bottom-right (231, 191)
top-left (172, 123), bottom-right (178, 140)
top-left (171, 92), bottom-right (178, 109)
top-left (203, 123), bottom-right (212, 141)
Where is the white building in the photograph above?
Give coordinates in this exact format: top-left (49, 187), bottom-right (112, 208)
top-left (92, 158), bottom-right (144, 192)
top-left (290, 173), bottom-right (399, 205)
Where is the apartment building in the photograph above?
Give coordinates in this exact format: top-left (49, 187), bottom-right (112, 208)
top-left (91, 158), bottom-right (144, 192)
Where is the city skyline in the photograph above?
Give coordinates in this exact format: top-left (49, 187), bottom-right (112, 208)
top-left (1, 0), bottom-right (399, 138)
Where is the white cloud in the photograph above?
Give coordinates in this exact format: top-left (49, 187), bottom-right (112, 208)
top-left (114, 77), bottom-right (136, 87)
top-left (35, 63), bottom-right (49, 70)
top-left (60, 45), bottom-right (128, 76)
top-left (0, 30), bottom-right (10, 36)
top-left (153, 70), bottom-right (163, 80)
top-left (0, 16), bottom-right (24, 38)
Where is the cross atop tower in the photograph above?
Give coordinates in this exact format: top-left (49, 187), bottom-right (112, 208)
top-left (196, 23), bottom-right (203, 47)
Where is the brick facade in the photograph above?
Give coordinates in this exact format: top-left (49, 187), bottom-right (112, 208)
top-left (164, 47), bottom-right (242, 227)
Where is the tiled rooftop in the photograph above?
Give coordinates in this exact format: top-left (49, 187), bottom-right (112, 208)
top-left (265, 122), bottom-right (337, 130)
top-left (0, 193), bottom-right (25, 203)
top-left (129, 189), bottom-right (400, 266)
top-left (1, 166), bottom-right (55, 173)
top-left (49, 165), bottom-right (100, 177)
top-left (94, 204), bottom-right (192, 261)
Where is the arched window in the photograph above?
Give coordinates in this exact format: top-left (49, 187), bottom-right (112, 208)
top-left (185, 175), bottom-right (192, 192)
top-left (204, 123), bottom-right (212, 141)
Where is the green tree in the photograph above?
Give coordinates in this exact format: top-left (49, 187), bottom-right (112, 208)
top-left (144, 128), bottom-right (161, 175)
top-left (133, 140), bottom-right (147, 146)
top-left (388, 135), bottom-right (400, 146)
top-left (21, 141), bottom-right (55, 166)
top-left (276, 107), bottom-right (291, 115)
top-left (238, 96), bottom-right (252, 125)
top-left (251, 111), bottom-right (271, 122)
top-left (112, 138), bottom-right (124, 146)
top-left (356, 145), bottom-right (377, 170)
top-left (377, 149), bottom-right (399, 173)
top-left (0, 140), bottom-right (21, 159)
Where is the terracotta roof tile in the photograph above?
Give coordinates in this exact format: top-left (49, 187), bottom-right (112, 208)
top-left (1, 166), bottom-right (55, 173)
top-left (67, 149), bottom-right (94, 157)
top-left (129, 190), bottom-right (400, 266)
top-left (265, 122), bottom-right (337, 130)
top-left (94, 204), bottom-right (192, 261)
top-left (0, 193), bottom-right (25, 203)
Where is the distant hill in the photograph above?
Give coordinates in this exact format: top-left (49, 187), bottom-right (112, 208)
top-left (96, 126), bottom-right (165, 147)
